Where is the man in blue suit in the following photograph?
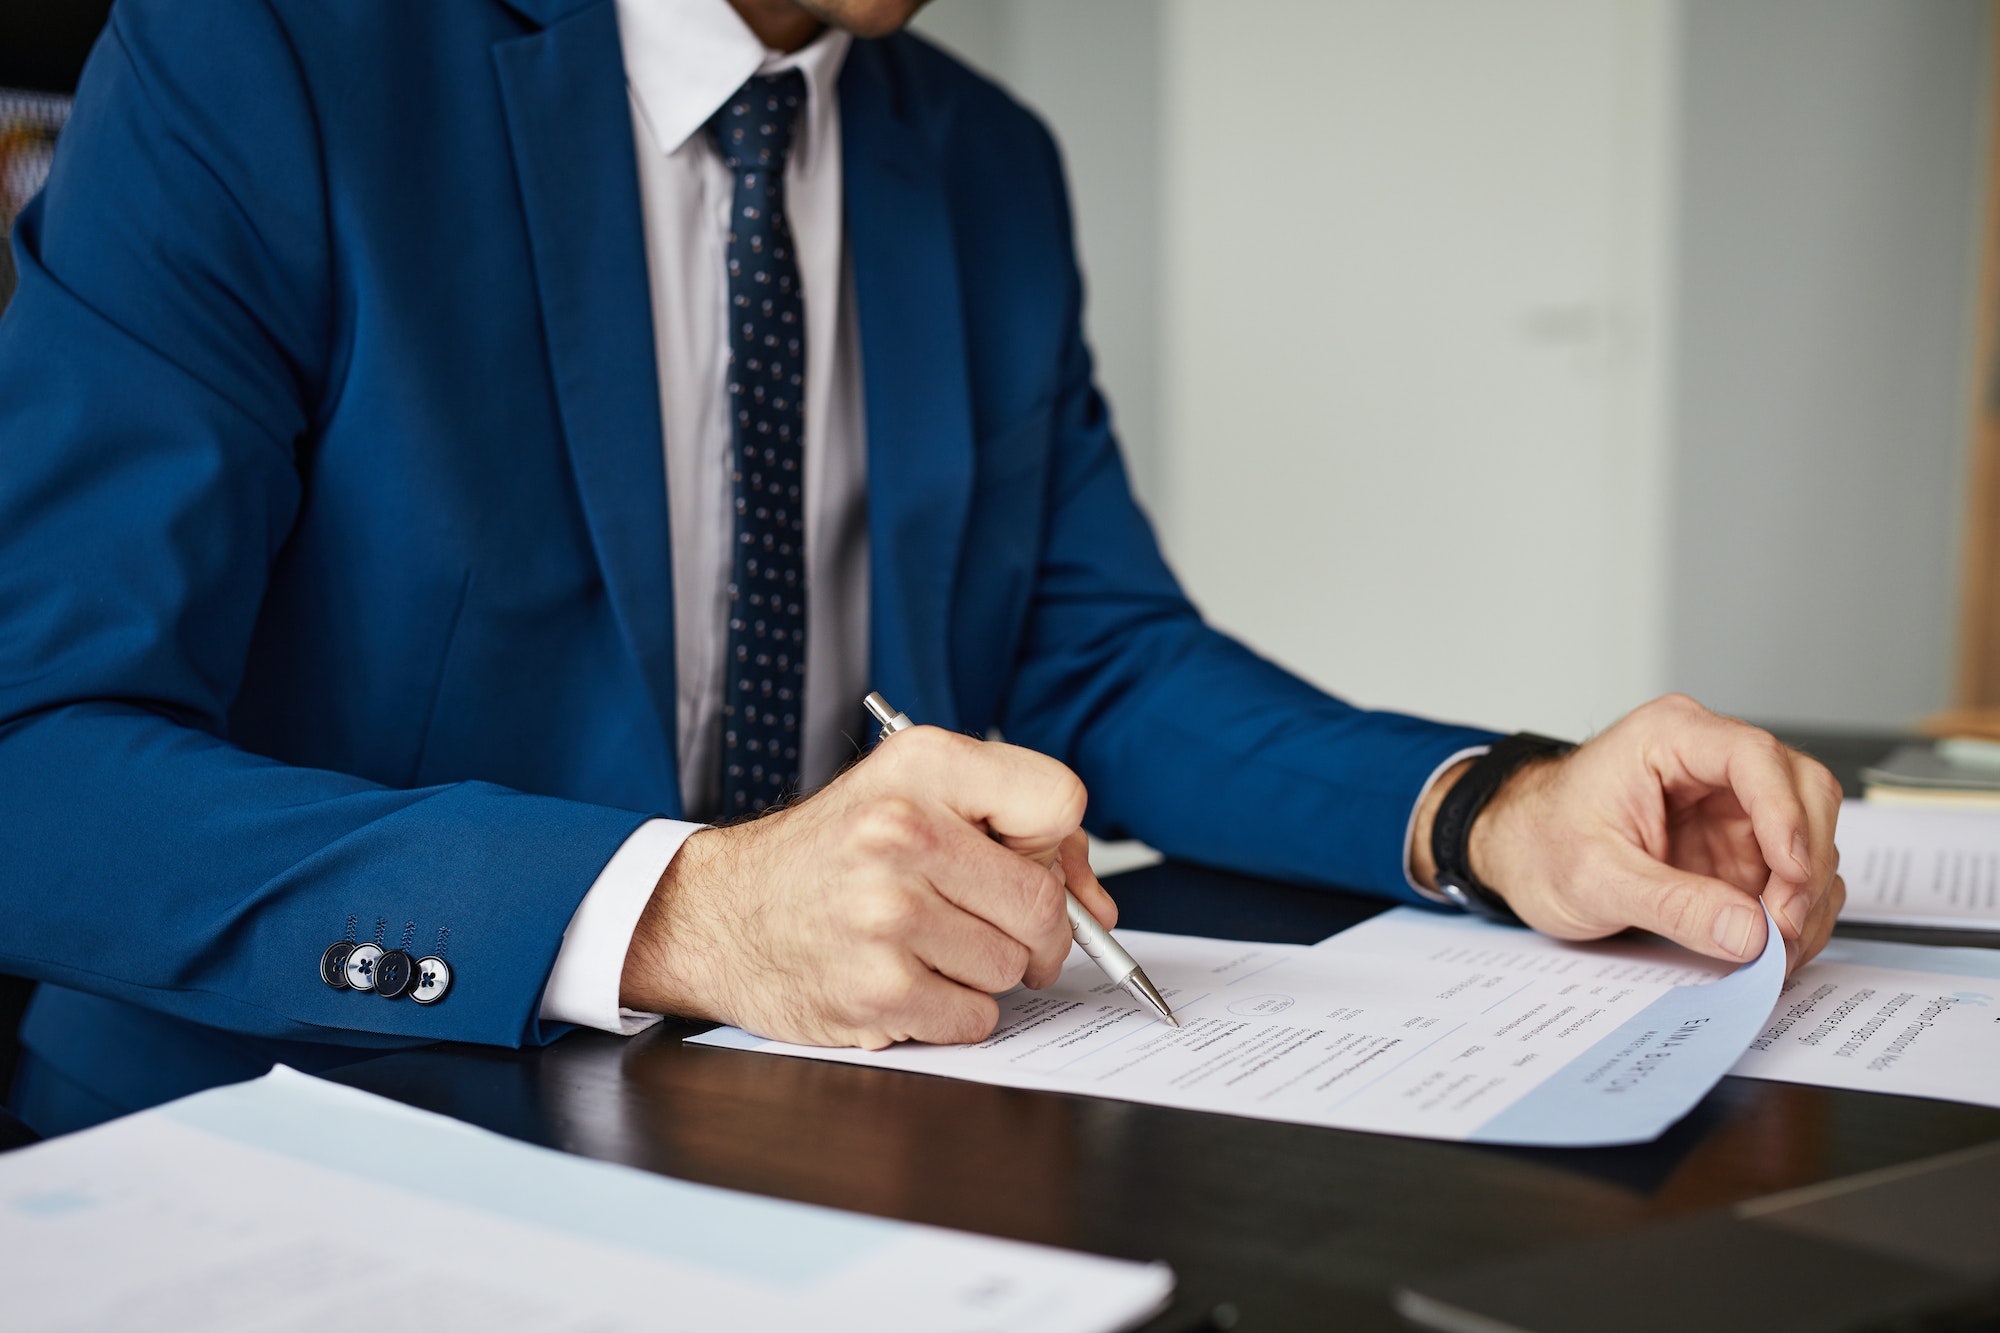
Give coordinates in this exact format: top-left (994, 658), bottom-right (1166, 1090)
top-left (0, 0), bottom-right (1843, 1134)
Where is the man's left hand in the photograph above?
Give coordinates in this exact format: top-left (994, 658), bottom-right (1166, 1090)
top-left (1419, 694), bottom-right (1846, 974)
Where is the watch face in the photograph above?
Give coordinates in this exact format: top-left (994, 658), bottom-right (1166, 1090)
top-left (319, 941), bottom-right (354, 990)
top-left (343, 943), bottom-right (384, 992)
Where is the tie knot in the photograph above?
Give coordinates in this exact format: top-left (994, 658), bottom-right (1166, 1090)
top-left (710, 71), bottom-right (807, 174)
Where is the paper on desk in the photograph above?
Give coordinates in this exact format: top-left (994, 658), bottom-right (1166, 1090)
top-left (693, 908), bottom-right (1785, 1148)
top-left (1836, 799), bottom-right (2000, 929)
top-left (0, 1066), bottom-right (1173, 1333)
top-left (1730, 936), bottom-right (2000, 1108)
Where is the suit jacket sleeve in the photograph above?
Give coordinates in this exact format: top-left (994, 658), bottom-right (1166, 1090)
top-left (995, 127), bottom-right (1501, 902)
top-left (0, 3), bottom-right (644, 1049)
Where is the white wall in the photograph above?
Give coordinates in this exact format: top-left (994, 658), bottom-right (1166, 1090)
top-left (1159, 0), bottom-right (1679, 739)
top-left (1669, 0), bottom-right (1988, 729)
top-left (916, 0), bottom-right (1989, 740)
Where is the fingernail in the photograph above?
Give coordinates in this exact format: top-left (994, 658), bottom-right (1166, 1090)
top-left (1790, 832), bottom-right (1811, 879)
top-left (1712, 904), bottom-right (1756, 958)
top-left (1775, 890), bottom-right (1808, 938)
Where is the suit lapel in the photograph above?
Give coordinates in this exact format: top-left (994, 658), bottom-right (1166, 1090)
top-left (492, 2), bottom-right (683, 813)
top-left (841, 42), bottom-right (976, 732)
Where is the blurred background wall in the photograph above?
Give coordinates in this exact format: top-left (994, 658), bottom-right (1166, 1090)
top-left (1671, 1), bottom-right (1985, 730)
top-left (915, 0), bottom-right (1991, 740)
top-left (5, 0), bottom-right (1989, 741)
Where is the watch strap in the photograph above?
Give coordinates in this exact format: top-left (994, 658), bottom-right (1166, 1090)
top-left (1430, 732), bottom-right (1576, 925)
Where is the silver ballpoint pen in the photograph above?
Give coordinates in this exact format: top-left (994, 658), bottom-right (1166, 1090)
top-left (863, 691), bottom-right (1181, 1028)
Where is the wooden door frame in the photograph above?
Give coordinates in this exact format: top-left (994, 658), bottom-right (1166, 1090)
top-left (1945, 3), bottom-right (2000, 731)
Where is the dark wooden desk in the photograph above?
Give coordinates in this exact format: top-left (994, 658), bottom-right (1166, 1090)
top-left (330, 727), bottom-right (2000, 1330)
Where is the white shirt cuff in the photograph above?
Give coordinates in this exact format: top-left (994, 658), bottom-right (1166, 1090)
top-left (1403, 745), bottom-right (1492, 902)
top-left (540, 817), bottom-right (707, 1035)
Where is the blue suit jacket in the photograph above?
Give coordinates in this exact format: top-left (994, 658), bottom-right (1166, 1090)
top-left (0, 0), bottom-right (1494, 1130)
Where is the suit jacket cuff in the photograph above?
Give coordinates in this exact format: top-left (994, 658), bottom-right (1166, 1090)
top-left (540, 818), bottom-right (706, 1035)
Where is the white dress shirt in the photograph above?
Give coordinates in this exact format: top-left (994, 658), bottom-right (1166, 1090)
top-left (540, 0), bottom-right (1474, 1033)
top-left (540, 0), bottom-right (868, 1034)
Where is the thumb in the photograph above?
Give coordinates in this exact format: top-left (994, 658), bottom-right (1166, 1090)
top-left (1615, 849), bottom-right (1770, 965)
top-left (1056, 830), bottom-right (1118, 929)
top-left (876, 728), bottom-right (1088, 857)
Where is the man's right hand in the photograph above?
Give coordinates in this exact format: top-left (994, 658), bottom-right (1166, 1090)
top-left (618, 727), bottom-right (1115, 1049)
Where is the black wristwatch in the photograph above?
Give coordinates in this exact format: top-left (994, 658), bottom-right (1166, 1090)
top-left (1430, 732), bottom-right (1575, 925)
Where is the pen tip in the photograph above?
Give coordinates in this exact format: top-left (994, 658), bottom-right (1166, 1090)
top-left (1124, 971), bottom-right (1178, 1028)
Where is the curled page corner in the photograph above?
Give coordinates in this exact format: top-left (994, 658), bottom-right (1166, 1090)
top-left (1468, 905), bottom-right (1786, 1147)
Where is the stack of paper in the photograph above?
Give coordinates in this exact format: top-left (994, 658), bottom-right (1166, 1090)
top-left (1730, 936), bottom-right (2000, 1108)
top-left (1836, 799), bottom-right (2000, 930)
top-left (1861, 740), bottom-right (2000, 808)
top-left (1, 1067), bottom-right (1173, 1333)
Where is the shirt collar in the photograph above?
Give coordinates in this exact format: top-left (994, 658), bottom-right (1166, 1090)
top-left (615, 0), bottom-right (851, 169)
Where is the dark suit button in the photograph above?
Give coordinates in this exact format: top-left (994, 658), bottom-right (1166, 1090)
top-left (320, 941), bottom-right (354, 990)
top-left (343, 943), bottom-right (384, 992)
top-left (410, 956), bottom-right (452, 1006)
top-left (375, 949), bottom-right (414, 999)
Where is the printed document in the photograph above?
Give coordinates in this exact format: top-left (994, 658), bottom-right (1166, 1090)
top-left (1837, 799), bottom-right (2000, 929)
top-left (1, 1066), bottom-right (1173, 1333)
top-left (694, 907), bottom-right (1785, 1148)
top-left (1731, 935), bottom-right (2000, 1109)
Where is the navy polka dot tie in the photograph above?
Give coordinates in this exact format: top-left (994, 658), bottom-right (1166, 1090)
top-left (712, 73), bottom-right (807, 818)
